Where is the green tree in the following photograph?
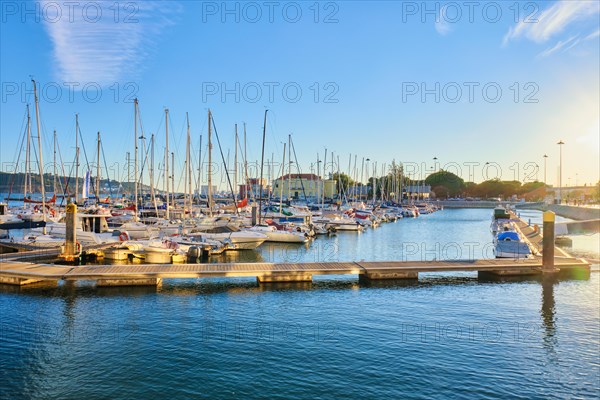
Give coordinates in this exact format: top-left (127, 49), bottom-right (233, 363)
top-left (520, 181), bottom-right (545, 194)
top-left (432, 185), bottom-right (449, 198)
top-left (332, 173), bottom-right (354, 196)
top-left (424, 170), bottom-right (465, 197)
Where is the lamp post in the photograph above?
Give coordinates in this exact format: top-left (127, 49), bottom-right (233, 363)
top-left (557, 140), bottom-right (564, 204)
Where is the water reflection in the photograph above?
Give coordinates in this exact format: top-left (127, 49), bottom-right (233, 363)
top-left (540, 274), bottom-right (557, 354)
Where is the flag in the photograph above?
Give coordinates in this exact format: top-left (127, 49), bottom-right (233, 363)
top-left (82, 170), bottom-right (90, 199)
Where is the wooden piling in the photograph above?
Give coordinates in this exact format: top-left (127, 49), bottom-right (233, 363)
top-left (542, 211), bottom-right (559, 274)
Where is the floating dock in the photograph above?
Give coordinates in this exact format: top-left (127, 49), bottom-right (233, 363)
top-left (0, 210), bottom-right (592, 287)
top-left (0, 257), bottom-right (590, 287)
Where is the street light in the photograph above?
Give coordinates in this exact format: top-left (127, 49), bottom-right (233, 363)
top-left (557, 140), bottom-right (564, 204)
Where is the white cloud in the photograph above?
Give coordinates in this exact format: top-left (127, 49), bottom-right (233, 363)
top-left (41, 1), bottom-right (180, 87)
top-left (538, 36), bottom-right (579, 57)
top-left (503, 1), bottom-right (599, 45)
top-left (537, 27), bottom-right (600, 57)
top-left (585, 29), bottom-right (600, 40)
top-left (435, 4), bottom-right (454, 36)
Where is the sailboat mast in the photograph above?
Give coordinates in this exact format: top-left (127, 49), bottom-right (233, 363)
top-left (171, 152), bottom-right (175, 216)
top-left (258, 109), bottom-right (268, 224)
top-left (75, 113), bottom-right (79, 203)
top-left (150, 134), bottom-right (158, 217)
top-left (322, 148), bottom-right (327, 208)
top-left (53, 130), bottom-right (57, 196)
top-left (165, 108), bottom-right (170, 219)
top-left (32, 80), bottom-right (47, 231)
top-left (126, 152), bottom-right (130, 196)
top-left (353, 154), bottom-right (357, 200)
top-left (234, 124), bottom-right (238, 196)
top-left (186, 112), bottom-right (191, 220)
top-left (207, 109), bottom-right (213, 217)
top-left (372, 162), bottom-right (377, 205)
top-left (139, 130), bottom-right (145, 204)
top-left (243, 123), bottom-right (250, 199)
top-left (96, 131), bottom-right (101, 200)
top-left (360, 157), bottom-right (365, 201)
top-left (24, 105), bottom-right (31, 206)
top-left (270, 152), bottom-right (274, 203)
top-left (134, 99), bottom-right (139, 219)
top-left (287, 134), bottom-right (291, 202)
top-left (316, 153), bottom-right (320, 205)
top-left (279, 142), bottom-right (286, 214)
top-left (197, 134), bottom-right (202, 205)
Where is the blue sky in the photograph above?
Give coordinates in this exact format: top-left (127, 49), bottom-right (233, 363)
top-left (1, 0), bottom-right (599, 191)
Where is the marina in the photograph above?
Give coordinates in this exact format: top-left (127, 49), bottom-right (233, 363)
top-left (1, 2), bottom-right (599, 399)
top-left (0, 207), bottom-right (592, 286)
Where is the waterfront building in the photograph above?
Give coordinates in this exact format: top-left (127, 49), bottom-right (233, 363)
top-left (272, 174), bottom-right (336, 200)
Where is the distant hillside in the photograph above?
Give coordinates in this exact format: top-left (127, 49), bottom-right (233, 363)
top-left (0, 172), bottom-right (147, 195)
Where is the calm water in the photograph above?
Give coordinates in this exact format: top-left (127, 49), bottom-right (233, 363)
top-left (1, 208), bottom-right (599, 399)
top-left (214, 208), bottom-right (498, 264)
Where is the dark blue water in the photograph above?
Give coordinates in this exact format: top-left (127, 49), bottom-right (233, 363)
top-left (1, 209), bottom-right (599, 399)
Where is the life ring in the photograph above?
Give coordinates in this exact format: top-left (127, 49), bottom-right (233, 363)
top-left (75, 241), bottom-right (82, 254)
top-left (119, 231), bottom-right (130, 241)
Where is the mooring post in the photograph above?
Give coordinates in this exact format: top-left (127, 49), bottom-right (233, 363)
top-left (542, 210), bottom-right (557, 273)
top-left (251, 205), bottom-right (257, 226)
top-left (59, 202), bottom-right (78, 262)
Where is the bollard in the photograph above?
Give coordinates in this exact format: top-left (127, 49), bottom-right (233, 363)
top-left (251, 205), bottom-right (257, 226)
top-left (59, 202), bottom-right (79, 263)
top-left (542, 210), bottom-right (556, 273)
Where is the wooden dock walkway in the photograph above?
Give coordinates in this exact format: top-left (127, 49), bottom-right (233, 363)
top-left (0, 257), bottom-right (590, 286)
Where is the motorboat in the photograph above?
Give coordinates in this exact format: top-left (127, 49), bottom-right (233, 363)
top-left (494, 230), bottom-right (532, 258)
top-left (248, 224), bottom-right (308, 243)
top-left (186, 226), bottom-right (267, 250)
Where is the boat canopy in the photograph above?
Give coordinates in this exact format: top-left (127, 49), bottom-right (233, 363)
top-left (497, 231), bottom-right (520, 241)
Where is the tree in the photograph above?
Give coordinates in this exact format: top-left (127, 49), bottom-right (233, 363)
top-left (424, 170), bottom-right (465, 197)
top-left (520, 181), bottom-right (545, 194)
top-left (432, 185), bottom-right (449, 199)
top-left (332, 173), bottom-right (354, 196)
